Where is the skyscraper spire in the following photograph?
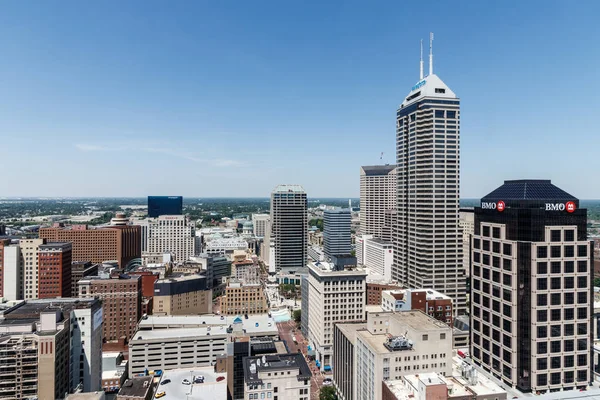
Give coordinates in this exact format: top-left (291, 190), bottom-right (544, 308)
top-left (429, 32), bottom-right (434, 76)
top-left (419, 39), bottom-right (424, 80)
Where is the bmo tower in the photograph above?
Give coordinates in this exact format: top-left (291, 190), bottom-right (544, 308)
top-left (470, 179), bottom-right (593, 394)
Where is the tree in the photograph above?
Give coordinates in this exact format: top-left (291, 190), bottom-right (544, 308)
top-left (594, 277), bottom-right (600, 287)
top-left (319, 386), bottom-right (337, 400)
top-left (293, 309), bottom-right (301, 323)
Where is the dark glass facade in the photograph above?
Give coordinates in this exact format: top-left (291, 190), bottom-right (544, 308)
top-left (147, 196), bottom-right (183, 218)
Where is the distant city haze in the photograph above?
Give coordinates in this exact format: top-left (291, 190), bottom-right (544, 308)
top-left (1, 2), bottom-right (599, 198)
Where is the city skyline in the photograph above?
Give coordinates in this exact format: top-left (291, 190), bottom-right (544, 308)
top-left (1, 1), bottom-right (599, 198)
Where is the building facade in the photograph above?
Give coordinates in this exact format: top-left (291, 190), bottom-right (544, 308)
top-left (39, 224), bottom-right (141, 270)
top-left (323, 208), bottom-right (352, 259)
top-left (307, 261), bottom-right (367, 370)
top-left (1, 243), bottom-right (23, 300)
top-left (393, 52), bottom-right (465, 314)
top-left (38, 242), bottom-right (72, 298)
top-left (470, 179), bottom-right (593, 393)
top-left (381, 288), bottom-right (453, 325)
top-left (79, 274), bottom-right (141, 348)
top-left (460, 209), bottom-right (475, 276)
top-left (21, 238), bottom-right (46, 299)
top-left (147, 196), bottom-right (183, 218)
top-left (153, 274), bottom-right (212, 315)
top-left (71, 261), bottom-right (99, 297)
top-left (140, 215), bottom-right (196, 263)
top-left (221, 280), bottom-right (268, 316)
top-left (270, 185), bottom-right (307, 273)
top-left (359, 165), bottom-right (397, 237)
top-left (252, 214), bottom-right (270, 238)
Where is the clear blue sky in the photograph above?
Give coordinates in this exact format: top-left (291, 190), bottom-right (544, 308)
top-left (1, 1), bottom-right (599, 198)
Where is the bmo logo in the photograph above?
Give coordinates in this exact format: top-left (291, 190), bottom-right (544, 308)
top-left (481, 200), bottom-right (505, 212)
top-left (545, 201), bottom-right (576, 212)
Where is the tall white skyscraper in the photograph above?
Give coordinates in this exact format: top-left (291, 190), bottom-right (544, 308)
top-left (252, 213), bottom-right (270, 238)
top-left (393, 34), bottom-right (465, 313)
top-left (359, 165), bottom-right (397, 237)
top-left (270, 185), bottom-right (307, 273)
top-left (140, 215), bottom-right (196, 263)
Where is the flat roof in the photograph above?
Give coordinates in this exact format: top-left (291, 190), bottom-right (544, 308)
top-left (308, 261), bottom-right (366, 276)
top-left (154, 367), bottom-right (226, 400)
top-left (335, 322), bottom-right (367, 345)
top-left (133, 326), bottom-right (228, 341)
top-left (118, 376), bottom-right (154, 398)
top-left (272, 184), bottom-right (305, 194)
top-left (137, 314), bottom-right (278, 336)
top-left (360, 165), bottom-right (396, 176)
top-left (243, 353), bottom-right (311, 385)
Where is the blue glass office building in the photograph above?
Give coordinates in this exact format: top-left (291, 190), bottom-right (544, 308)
top-left (147, 196), bottom-right (183, 218)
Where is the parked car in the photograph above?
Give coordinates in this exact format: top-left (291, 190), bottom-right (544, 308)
top-left (194, 376), bottom-right (204, 384)
top-left (182, 379), bottom-right (191, 385)
top-left (216, 376), bottom-right (225, 382)
top-left (323, 378), bottom-right (333, 386)
top-left (155, 391), bottom-right (166, 398)
top-left (160, 379), bottom-right (171, 385)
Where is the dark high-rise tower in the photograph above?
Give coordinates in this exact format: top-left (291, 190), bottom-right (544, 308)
top-left (470, 179), bottom-right (592, 393)
top-left (393, 33), bottom-right (465, 313)
top-left (270, 185), bottom-right (307, 273)
top-left (147, 196), bottom-right (183, 218)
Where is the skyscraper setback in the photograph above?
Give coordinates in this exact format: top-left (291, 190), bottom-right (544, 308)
top-left (393, 34), bottom-right (465, 313)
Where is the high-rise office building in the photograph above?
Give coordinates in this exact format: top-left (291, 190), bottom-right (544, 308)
top-left (39, 224), bottom-right (141, 270)
top-left (21, 238), bottom-right (46, 299)
top-left (252, 214), bottom-right (270, 238)
top-left (270, 185), bottom-right (307, 273)
top-left (139, 215), bottom-right (196, 263)
top-left (470, 179), bottom-right (593, 393)
top-left (393, 34), bottom-right (465, 314)
top-left (38, 242), bottom-right (72, 298)
top-left (323, 208), bottom-right (352, 259)
top-left (359, 165), bottom-right (397, 237)
top-left (147, 196), bottom-right (183, 218)
top-left (1, 243), bottom-right (23, 300)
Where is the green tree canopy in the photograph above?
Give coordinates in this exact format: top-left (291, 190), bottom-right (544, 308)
top-left (319, 386), bottom-right (337, 400)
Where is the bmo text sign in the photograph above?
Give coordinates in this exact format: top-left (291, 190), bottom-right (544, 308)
top-left (545, 201), bottom-right (576, 213)
top-left (481, 201), bottom-right (505, 212)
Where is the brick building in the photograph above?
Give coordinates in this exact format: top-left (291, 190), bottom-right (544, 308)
top-left (38, 243), bottom-right (72, 298)
top-left (71, 261), bottom-right (98, 297)
top-left (366, 281), bottom-right (404, 306)
top-left (39, 224), bottom-right (141, 269)
top-left (78, 273), bottom-right (141, 350)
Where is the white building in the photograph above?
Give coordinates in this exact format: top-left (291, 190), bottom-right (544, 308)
top-left (394, 36), bottom-right (465, 314)
top-left (362, 238), bottom-right (393, 281)
top-left (334, 310), bottom-right (453, 400)
top-left (252, 214), bottom-right (270, 238)
top-left (459, 209), bottom-right (474, 276)
top-left (2, 244), bottom-right (23, 300)
top-left (307, 261), bottom-right (366, 370)
top-left (243, 353), bottom-right (312, 400)
top-left (139, 215), bottom-right (196, 263)
top-left (205, 237), bottom-right (248, 257)
top-left (156, 367), bottom-right (227, 400)
top-left (359, 165), bottom-right (397, 237)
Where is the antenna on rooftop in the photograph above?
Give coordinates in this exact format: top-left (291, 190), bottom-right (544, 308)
top-left (419, 39), bottom-right (424, 80)
top-left (429, 32), bottom-right (434, 76)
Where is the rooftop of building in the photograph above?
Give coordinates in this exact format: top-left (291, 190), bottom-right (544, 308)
top-left (335, 322), bottom-right (367, 344)
top-left (137, 314), bottom-right (278, 335)
top-left (308, 260), bottom-right (366, 276)
top-left (155, 274), bottom-right (206, 284)
top-left (360, 164), bottom-right (396, 176)
top-left (383, 288), bottom-right (452, 302)
top-left (243, 353), bottom-right (311, 384)
top-left (155, 367), bottom-right (227, 400)
top-left (102, 351), bottom-right (127, 380)
top-left (132, 326), bottom-right (228, 341)
top-left (39, 242), bottom-right (72, 250)
top-left (118, 376), bottom-right (154, 398)
top-left (367, 237), bottom-right (393, 246)
top-left (323, 208), bottom-right (351, 214)
top-left (400, 73), bottom-right (457, 108)
top-left (0, 298), bottom-right (100, 323)
top-left (64, 392), bottom-right (106, 400)
top-left (482, 179), bottom-right (576, 202)
top-left (272, 184), bottom-right (305, 194)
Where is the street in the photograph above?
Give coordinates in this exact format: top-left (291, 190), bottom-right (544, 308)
top-left (277, 320), bottom-right (326, 399)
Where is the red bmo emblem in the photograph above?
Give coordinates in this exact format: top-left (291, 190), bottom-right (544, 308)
top-left (497, 201), bottom-right (505, 212)
top-left (566, 201), bottom-right (576, 213)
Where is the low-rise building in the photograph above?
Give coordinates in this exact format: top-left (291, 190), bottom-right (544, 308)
top-left (117, 376), bottom-right (156, 400)
top-left (381, 288), bottom-right (453, 325)
top-left (205, 237), bottom-right (248, 257)
top-left (102, 351), bottom-right (128, 393)
top-left (221, 280), bottom-right (268, 316)
top-left (129, 314), bottom-right (278, 376)
top-left (71, 261), bottom-right (99, 297)
top-left (155, 367), bottom-right (227, 400)
top-left (153, 274), bottom-right (212, 315)
top-left (243, 353), bottom-right (312, 400)
top-left (366, 280), bottom-right (403, 306)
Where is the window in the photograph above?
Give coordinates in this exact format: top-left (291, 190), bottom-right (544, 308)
top-left (422, 334), bottom-right (428, 341)
top-left (564, 355), bottom-right (574, 368)
top-left (537, 246), bottom-right (547, 258)
top-left (564, 277), bottom-right (574, 289)
top-left (503, 258), bottom-right (512, 271)
top-left (564, 261), bottom-right (574, 273)
top-left (564, 340), bottom-right (574, 352)
top-left (483, 226), bottom-right (490, 237)
top-left (550, 230), bottom-right (561, 242)
top-left (550, 246), bottom-right (561, 258)
top-left (564, 230), bottom-right (575, 242)
top-left (564, 292), bottom-right (574, 304)
top-left (578, 292), bottom-right (587, 304)
top-left (474, 238), bottom-right (480, 249)
top-left (564, 246), bottom-right (574, 257)
top-left (503, 274), bottom-right (511, 286)
top-left (537, 326), bottom-right (547, 339)
top-left (550, 277), bottom-right (561, 290)
top-left (550, 325), bottom-right (561, 337)
top-left (578, 245), bottom-right (587, 257)
top-left (551, 262), bottom-right (561, 274)
top-left (440, 333), bottom-right (446, 340)
top-left (537, 374), bottom-right (547, 386)
top-left (551, 341), bottom-right (561, 353)
top-left (578, 261), bottom-right (587, 273)
top-left (551, 309), bottom-right (561, 321)
top-left (550, 372), bottom-right (561, 385)
top-left (577, 307), bottom-right (587, 319)
top-left (537, 278), bottom-right (547, 290)
top-left (577, 277), bottom-right (587, 289)
top-left (564, 324), bottom-right (574, 336)
top-left (564, 308), bottom-right (574, 320)
top-left (537, 310), bottom-right (547, 322)
top-left (537, 294), bottom-right (547, 306)
top-left (537, 262), bottom-right (547, 274)
top-left (551, 293), bottom-right (561, 306)
top-left (537, 357), bottom-right (548, 370)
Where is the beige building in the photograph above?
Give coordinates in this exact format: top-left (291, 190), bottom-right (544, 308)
top-left (221, 280), bottom-right (267, 316)
top-left (243, 353), bottom-right (312, 400)
top-left (252, 214), bottom-right (270, 238)
top-left (359, 165), bottom-right (397, 237)
top-left (307, 261), bottom-right (367, 370)
top-left (459, 209), bottom-right (474, 276)
top-left (20, 238), bottom-right (46, 299)
top-left (139, 215), bottom-right (196, 263)
top-left (334, 310), bottom-right (453, 400)
top-left (153, 274), bottom-right (212, 315)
